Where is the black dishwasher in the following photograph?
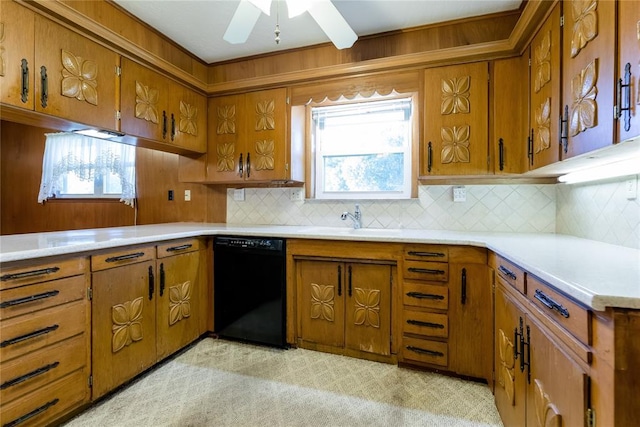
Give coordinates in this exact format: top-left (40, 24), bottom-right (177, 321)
top-left (213, 236), bottom-right (287, 348)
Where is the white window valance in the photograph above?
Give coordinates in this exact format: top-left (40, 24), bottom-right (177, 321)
top-left (38, 132), bottom-right (136, 207)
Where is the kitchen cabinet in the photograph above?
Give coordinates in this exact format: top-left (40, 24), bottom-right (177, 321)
top-left (616, 0), bottom-right (640, 142)
top-left (0, 255), bottom-right (90, 427)
top-left (120, 58), bottom-right (207, 154)
top-left (561, 0), bottom-right (616, 158)
top-left (421, 62), bottom-right (489, 176)
top-left (297, 259), bottom-right (393, 358)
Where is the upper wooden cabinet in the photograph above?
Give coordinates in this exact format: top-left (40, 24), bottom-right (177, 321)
top-left (120, 58), bottom-right (206, 154)
top-left (561, 0), bottom-right (616, 159)
top-left (422, 62), bottom-right (490, 177)
top-left (616, 0), bottom-right (640, 142)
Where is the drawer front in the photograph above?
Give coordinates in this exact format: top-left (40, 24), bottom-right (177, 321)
top-left (492, 255), bottom-right (525, 294)
top-left (0, 275), bottom-right (86, 321)
top-left (403, 310), bottom-right (448, 338)
top-left (1, 300), bottom-right (86, 362)
top-left (0, 334), bottom-right (87, 404)
top-left (0, 257), bottom-right (87, 290)
top-left (527, 275), bottom-right (591, 345)
top-left (402, 336), bottom-right (448, 367)
top-left (0, 368), bottom-right (89, 427)
top-left (403, 282), bottom-right (448, 310)
top-left (91, 246), bottom-right (155, 272)
top-left (404, 260), bottom-right (448, 282)
top-left (157, 238), bottom-right (201, 258)
top-left (404, 245), bottom-right (448, 262)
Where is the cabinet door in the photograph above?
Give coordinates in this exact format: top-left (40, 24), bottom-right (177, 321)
top-left (617, 0), bottom-right (640, 142)
top-left (34, 15), bottom-right (119, 131)
top-left (0, 2), bottom-right (34, 109)
top-left (494, 285), bottom-right (527, 427)
top-left (526, 315), bottom-right (588, 427)
top-left (450, 263), bottom-right (492, 380)
top-left (562, 0), bottom-right (616, 158)
top-left (297, 260), bottom-right (345, 348)
top-left (529, 4), bottom-right (561, 170)
top-left (92, 261), bottom-right (156, 399)
top-left (205, 93), bottom-right (245, 183)
top-left (171, 84), bottom-right (207, 153)
top-left (423, 62), bottom-right (489, 176)
top-left (344, 263), bottom-right (391, 356)
top-left (156, 251), bottom-right (201, 360)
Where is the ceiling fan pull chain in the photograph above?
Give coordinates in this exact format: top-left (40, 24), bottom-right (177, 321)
top-left (274, 1), bottom-right (281, 44)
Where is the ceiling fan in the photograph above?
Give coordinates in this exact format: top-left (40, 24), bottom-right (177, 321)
top-left (223, 0), bottom-right (358, 49)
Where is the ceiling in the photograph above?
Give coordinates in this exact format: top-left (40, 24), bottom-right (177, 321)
top-left (113, 0), bottom-right (523, 64)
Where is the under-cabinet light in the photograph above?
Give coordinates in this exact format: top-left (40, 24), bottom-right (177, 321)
top-left (558, 156), bottom-right (640, 184)
top-left (73, 129), bottom-right (125, 140)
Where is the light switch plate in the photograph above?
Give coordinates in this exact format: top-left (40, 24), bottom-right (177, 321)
top-left (184, 190), bottom-right (191, 201)
top-left (453, 186), bottom-right (466, 202)
top-left (233, 188), bottom-right (245, 201)
top-left (626, 177), bottom-right (637, 200)
top-left (290, 188), bottom-right (304, 201)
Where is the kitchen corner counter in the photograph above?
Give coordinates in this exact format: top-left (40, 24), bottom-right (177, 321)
top-left (1, 222), bottom-right (639, 311)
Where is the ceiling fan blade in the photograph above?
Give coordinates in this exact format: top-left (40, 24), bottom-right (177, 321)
top-left (307, 0), bottom-right (357, 49)
top-left (223, 1), bottom-right (262, 44)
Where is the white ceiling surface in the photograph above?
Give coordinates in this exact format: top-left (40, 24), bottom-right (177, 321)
top-left (113, 0), bottom-right (523, 64)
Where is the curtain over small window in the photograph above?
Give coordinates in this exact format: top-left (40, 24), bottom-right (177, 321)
top-left (38, 132), bottom-right (136, 207)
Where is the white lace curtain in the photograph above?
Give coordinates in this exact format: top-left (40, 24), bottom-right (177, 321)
top-left (38, 132), bottom-right (136, 207)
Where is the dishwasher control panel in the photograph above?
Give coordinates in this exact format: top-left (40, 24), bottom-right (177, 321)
top-left (214, 236), bottom-right (284, 252)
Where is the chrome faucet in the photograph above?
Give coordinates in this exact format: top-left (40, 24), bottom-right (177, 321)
top-left (341, 204), bottom-right (362, 229)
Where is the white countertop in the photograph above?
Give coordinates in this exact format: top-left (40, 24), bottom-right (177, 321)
top-left (1, 222), bottom-right (639, 311)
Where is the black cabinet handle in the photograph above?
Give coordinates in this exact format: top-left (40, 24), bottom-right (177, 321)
top-left (40, 65), bottom-right (48, 108)
top-left (560, 105), bottom-right (569, 153)
top-left (1, 361), bottom-right (59, 390)
top-left (406, 292), bottom-right (444, 300)
top-left (162, 110), bottom-right (168, 139)
top-left (171, 113), bottom-right (176, 141)
top-left (617, 62), bottom-right (632, 132)
top-left (498, 138), bottom-right (504, 171)
top-left (406, 345), bottom-right (444, 357)
top-left (159, 263), bottom-right (165, 297)
top-left (0, 324), bottom-right (59, 348)
top-left (238, 153), bottom-right (244, 177)
top-left (337, 265), bottom-right (342, 297)
top-left (4, 398), bottom-right (59, 427)
top-left (408, 267), bottom-right (445, 275)
top-left (347, 265), bottom-right (352, 297)
top-left (527, 129), bottom-right (534, 166)
top-left (498, 265), bottom-right (517, 281)
top-left (534, 289), bottom-right (570, 318)
top-left (166, 244), bottom-right (193, 252)
top-left (0, 290), bottom-right (60, 308)
top-left (246, 152), bottom-right (251, 178)
top-left (105, 252), bottom-right (145, 263)
top-left (460, 267), bottom-right (467, 305)
top-left (21, 58), bottom-right (29, 103)
top-left (407, 251), bottom-right (445, 258)
top-left (514, 326), bottom-right (521, 361)
top-left (518, 317), bottom-right (525, 373)
top-left (148, 266), bottom-right (154, 300)
top-left (406, 319), bottom-right (444, 329)
top-left (1, 267), bottom-right (60, 282)
top-left (427, 141), bottom-right (433, 173)
top-left (524, 325), bottom-right (531, 383)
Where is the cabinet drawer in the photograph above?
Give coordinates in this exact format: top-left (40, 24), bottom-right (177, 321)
top-left (527, 275), bottom-right (591, 345)
top-left (0, 275), bottom-right (86, 321)
top-left (0, 334), bottom-right (86, 404)
top-left (404, 245), bottom-right (448, 262)
top-left (403, 282), bottom-right (448, 310)
top-left (402, 336), bottom-right (448, 367)
top-left (403, 310), bottom-right (448, 338)
top-left (1, 300), bottom-right (86, 362)
top-left (0, 368), bottom-right (88, 427)
top-left (91, 246), bottom-right (155, 271)
top-left (157, 238), bottom-right (201, 258)
top-left (491, 254), bottom-right (525, 294)
top-left (0, 257), bottom-right (87, 290)
top-left (404, 260), bottom-right (448, 282)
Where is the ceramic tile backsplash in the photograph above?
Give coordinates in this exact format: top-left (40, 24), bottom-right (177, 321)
top-left (227, 184), bottom-right (557, 233)
top-left (556, 176), bottom-right (640, 249)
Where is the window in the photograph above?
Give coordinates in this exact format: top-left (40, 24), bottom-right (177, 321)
top-left (38, 132), bottom-right (136, 206)
top-left (311, 96), bottom-right (414, 199)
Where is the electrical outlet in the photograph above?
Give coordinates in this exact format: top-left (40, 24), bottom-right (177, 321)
top-left (184, 190), bottom-right (191, 201)
top-left (233, 188), bottom-right (245, 201)
top-left (453, 186), bottom-right (466, 202)
top-left (290, 188), bottom-right (304, 201)
top-left (626, 177), bottom-right (637, 200)
top-left (168, 190), bottom-right (174, 201)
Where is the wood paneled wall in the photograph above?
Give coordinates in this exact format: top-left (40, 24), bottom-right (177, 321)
top-left (0, 121), bottom-right (226, 235)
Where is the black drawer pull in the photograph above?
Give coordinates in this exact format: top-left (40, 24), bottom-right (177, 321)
top-left (408, 267), bottom-right (445, 275)
top-left (407, 251), bottom-right (446, 258)
top-left (105, 252), bottom-right (145, 263)
top-left (0, 324), bottom-right (59, 348)
top-left (498, 265), bottom-right (517, 281)
top-left (1, 267), bottom-right (60, 282)
top-left (1, 361), bottom-right (60, 390)
top-left (406, 292), bottom-right (444, 300)
top-left (0, 290), bottom-right (60, 308)
top-left (4, 398), bottom-right (59, 427)
top-left (407, 319), bottom-right (445, 329)
top-left (166, 244), bottom-right (193, 252)
top-left (534, 289), bottom-right (570, 318)
top-left (406, 345), bottom-right (444, 357)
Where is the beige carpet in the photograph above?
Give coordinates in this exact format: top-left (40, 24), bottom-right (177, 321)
top-left (64, 338), bottom-right (503, 427)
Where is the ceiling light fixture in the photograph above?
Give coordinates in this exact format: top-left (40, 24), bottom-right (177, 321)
top-left (557, 156), bottom-right (640, 184)
top-left (224, 0), bottom-right (357, 50)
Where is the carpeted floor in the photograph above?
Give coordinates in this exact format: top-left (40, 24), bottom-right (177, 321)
top-left (64, 338), bottom-right (503, 427)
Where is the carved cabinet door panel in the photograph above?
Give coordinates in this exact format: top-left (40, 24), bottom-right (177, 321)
top-left (422, 62), bottom-right (489, 176)
top-left (0, 1), bottom-right (35, 110)
top-left (561, 0), bottom-right (616, 159)
top-left (205, 93), bottom-right (245, 183)
top-left (617, 0), bottom-right (640, 142)
top-left (343, 263), bottom-right (391, 356)
top-left (34, 15), bottom-right (119, 131)
top-left (170, 83), bottom-right (207, 153)
top-left (91, 261), bottom-right (157, 399)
